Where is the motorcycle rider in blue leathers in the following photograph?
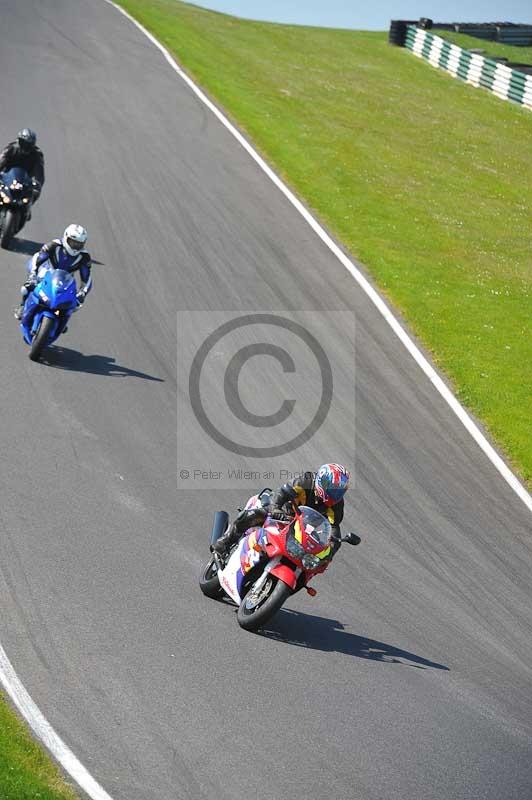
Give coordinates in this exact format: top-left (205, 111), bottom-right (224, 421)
top-left (14, 224), bottom-right (92, 323)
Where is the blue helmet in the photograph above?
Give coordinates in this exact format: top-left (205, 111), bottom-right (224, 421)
top-left (314, 464), bottom-right (350, 507)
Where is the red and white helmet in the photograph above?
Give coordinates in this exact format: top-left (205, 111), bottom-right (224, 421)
top-left (314, 463), bottom-right (350, 507)
top-left (62, 224), bottom-right (87, 256)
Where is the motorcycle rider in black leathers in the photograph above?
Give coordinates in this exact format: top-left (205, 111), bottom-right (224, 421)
top-left (0, 129), bottom-right (44, 219)
top-left (213, 463), bottom-right (359, 557)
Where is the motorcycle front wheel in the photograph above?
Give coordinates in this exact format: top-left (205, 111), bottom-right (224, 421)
top-left (0, 209), bottom-right (17, 249)
top-left (29, 316), bottom-right (54, 362)
top-left (237, 576), bottom-right (292, 632)
top-left (199, 557), bottom-right (224, 599)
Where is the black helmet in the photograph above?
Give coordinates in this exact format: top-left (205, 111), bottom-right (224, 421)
top-left (17, 128), bottom-right (37, 152)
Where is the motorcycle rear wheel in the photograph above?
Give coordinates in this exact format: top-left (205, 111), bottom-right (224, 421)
top-left (237, 576), bottom-right (292, 632)
top-left (29, 316), bottom-right (54, 362)
top-left (0, 209), bottom-right (17, 249)
top-left (199, 557), bottom-right (224, 599)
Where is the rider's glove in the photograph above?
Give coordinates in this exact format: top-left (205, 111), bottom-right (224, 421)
top-left (270, 507), bottom-right (289, 520)
top-left (76, 290), bottom-right (86, 305)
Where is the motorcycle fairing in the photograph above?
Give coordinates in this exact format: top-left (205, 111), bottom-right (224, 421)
top-left (269, 562), bottom-right (299, 590)
top-left (20, 292), bottom-right (51, 344)
top-left (0, 166), bottom-right (32, 191)
top-left (0, 167), bottom-right (33, 203)
top-left (239, 528), bottom-right (266, 576)
top-left (257, 521), bottom-right (302, 588)
top-left (0, 168), bottom-right (33, 228)
top-left (20, 264), bottom-right (77, 345)
top-left (218, 529), bottom-right (272, 604)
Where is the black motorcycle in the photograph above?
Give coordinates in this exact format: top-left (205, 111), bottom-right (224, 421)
top-left (0, 167), bottom-right (35, 249)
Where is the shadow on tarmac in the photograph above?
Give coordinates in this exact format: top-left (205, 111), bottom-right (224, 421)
top-left (41, 346), bottom-right (164, 381)
top-left (8, 237), bottom-right (44, 256)
top-left (8, 238), bottom-right (105, 266)
top-left (260, 609), bottom-right (450, 670)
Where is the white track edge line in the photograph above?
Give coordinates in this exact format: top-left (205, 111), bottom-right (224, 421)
top-left (104, 0), bottom-right (531, 513)
top-left (0, 644), bottom-right (114, 800)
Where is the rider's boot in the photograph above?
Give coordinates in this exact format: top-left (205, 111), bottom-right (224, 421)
top-left (212, 507), bottom-right (267, 556)
top-left (14, 285), bottom-right (29, 320)
top-left (212, 522), bottom-right (240, 556)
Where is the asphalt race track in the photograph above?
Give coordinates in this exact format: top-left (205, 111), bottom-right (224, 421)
top-left (0, 2), bottom-right (531, 799)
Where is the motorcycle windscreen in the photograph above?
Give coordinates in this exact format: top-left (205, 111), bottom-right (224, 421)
top-left (292, 506), bottom-right (332, 552)
top-left (41, 269), bottom-right (77, 309)
top-left (30, 255), bottom-right (54, 280)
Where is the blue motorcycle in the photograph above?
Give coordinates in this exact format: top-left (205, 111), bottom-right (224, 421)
top-left (20, 261), bottom-right (79, 361)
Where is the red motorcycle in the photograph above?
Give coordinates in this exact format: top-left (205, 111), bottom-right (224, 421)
top-left (199, 491), bottom-right (360, 632)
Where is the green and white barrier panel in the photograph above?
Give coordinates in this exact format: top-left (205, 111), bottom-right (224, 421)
top-left (404, 25), bottom-right (532, 110)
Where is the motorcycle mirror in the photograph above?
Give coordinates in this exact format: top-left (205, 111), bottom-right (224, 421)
top-left (342, 532), bottom-right (361, 546)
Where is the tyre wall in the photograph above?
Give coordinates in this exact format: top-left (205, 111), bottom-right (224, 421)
top-left (402, 25), bottom-right (532, 110)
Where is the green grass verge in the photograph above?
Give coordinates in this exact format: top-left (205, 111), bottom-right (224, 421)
top-left (0, 691), bottom-right (78, 799)
top-left (119, 0), bottom-right (532, 486)
top-left (434, 30), bottom-right (532, 65)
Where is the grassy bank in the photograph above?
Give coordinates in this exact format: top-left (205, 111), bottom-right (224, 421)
top-left (434, 30), bottom-right (532, 64)
top-left (119, 0), bottom-right (531, 485)
top-left (0, 692), bottom-right (77, 799)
